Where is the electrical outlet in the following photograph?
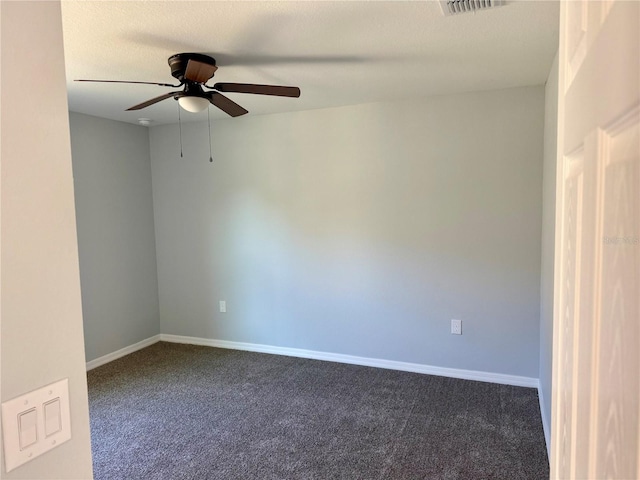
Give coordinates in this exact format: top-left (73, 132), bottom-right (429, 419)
top-left (219, 300), bottom-right (226, 313)
top-left (451, 319), bottom-right (462, 335)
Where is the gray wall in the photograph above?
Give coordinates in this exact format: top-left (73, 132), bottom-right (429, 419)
top-left (540, 52), bottom-right (559, 446)
top-left (1, 1), bottom-right (94, 477)
top-left (70, 112), bottom-right (160, 362)
top-left (150, 86), bottom-right (544, 378)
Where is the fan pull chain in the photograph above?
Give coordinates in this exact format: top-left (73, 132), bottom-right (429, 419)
top-left (208, 107), bottom-right (213, 163)
top-left (177, 102), bottom-right (184, 158)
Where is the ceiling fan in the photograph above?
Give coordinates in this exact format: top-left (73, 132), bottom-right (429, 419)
top-left (76, 52), bottom-right (301, 117)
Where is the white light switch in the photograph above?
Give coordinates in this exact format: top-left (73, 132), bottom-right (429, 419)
top-left (18, 408), bottom-right (37, 450)
top-left (219, 300), bottom-right (226, 313)
top-left (1, 379), bottom-right (72, 472)
top-left (44, 399), bottom-right (61, 437)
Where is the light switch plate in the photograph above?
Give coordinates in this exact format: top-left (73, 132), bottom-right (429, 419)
top-left (1, 378), bottom-right (72, 472)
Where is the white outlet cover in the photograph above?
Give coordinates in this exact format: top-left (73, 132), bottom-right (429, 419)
top-left (1, 378), bottom-right (72, 472)
top-left (451, 319), bottom-right (462, 335)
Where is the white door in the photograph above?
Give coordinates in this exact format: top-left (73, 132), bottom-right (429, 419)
top-left (551, 1), bottom-right (639, 479)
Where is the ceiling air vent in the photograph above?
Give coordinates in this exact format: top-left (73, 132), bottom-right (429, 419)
top-left (439, 0), bottom-right (503, 16)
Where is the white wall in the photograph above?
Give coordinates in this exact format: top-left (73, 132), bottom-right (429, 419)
top-left (150, 86), bottom-right (544, 378)
top-left (0, 2), bottom-right (94, 478)
top-left (540, 52), bottom-right (559, 449)
top-left (69, 113), bottom-right (160, 362)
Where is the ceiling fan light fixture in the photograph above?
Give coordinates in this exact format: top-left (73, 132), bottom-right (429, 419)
top-left (178, 95), bottom-right (210, 113)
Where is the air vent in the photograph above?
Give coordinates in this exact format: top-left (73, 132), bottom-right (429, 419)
top-left (439, 0), bottom-right (503, 16)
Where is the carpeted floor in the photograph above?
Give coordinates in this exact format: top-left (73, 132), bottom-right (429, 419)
top-left (87, 342), bottom-right (549, 479)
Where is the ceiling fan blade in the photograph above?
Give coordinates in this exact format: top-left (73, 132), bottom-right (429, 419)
top-left (206, 92), bottom-right (248, 117)
top-left (213, 83), bottom-right (300, 98)
top-left (184, 59), bottom-right (218, 84)
top-left (76, 79), bottom-right (180, 88)
top-left (126, 91), bottom-right (183, 111)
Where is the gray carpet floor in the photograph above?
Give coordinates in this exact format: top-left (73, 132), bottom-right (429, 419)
top-left (87, 342), bottom-right (549, 479)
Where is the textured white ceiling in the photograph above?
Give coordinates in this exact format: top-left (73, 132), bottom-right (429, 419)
top-left (61, 1), bottom-right (559, 126)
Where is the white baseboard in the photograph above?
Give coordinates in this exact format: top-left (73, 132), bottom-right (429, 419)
top-left (159, 334), bottom-right (539, 388)
top-left (86, 334), bottom-right (161, 371)
top-left (537, 382), bottom-right (551, 460)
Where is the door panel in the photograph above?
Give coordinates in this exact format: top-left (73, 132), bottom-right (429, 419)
top-left (552, 1), bottom-right (639, 478)
top-left (594, 111), bottom-right (639, 479)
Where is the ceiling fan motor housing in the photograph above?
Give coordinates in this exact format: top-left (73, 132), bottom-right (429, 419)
top-left (168, 53), bottom-right (217, 82)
